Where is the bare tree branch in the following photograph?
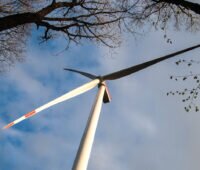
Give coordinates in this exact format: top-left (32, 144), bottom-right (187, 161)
top-left (0, 0), bottom-right (200, 72)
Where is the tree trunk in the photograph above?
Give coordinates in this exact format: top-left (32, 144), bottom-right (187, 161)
top-left (0, 13), bottom-right (39, 31)
top-left (159, 0), bottom-right (200, 14)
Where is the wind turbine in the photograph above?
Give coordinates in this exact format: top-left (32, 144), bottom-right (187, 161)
top-left (3, 44), bottom-right (200, 170)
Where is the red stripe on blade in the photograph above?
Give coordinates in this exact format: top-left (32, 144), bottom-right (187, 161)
top-left (3, 122), bottom-right (14, 129)
top-left (24, 110), bottom-right (36, 118)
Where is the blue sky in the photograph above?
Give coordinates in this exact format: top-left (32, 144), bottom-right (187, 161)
top-left (1, 25), bottom-right (200, 170)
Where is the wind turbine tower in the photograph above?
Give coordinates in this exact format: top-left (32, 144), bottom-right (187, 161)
top-left (3, 44), bottom-right (200, 170)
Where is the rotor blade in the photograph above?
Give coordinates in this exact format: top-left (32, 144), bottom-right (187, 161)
top-left (64, 68), bottom-right (97, 79)
top-left (102, 44), bottom-right (200, 80)
top-left (3, 79), bottom-right (100, 129)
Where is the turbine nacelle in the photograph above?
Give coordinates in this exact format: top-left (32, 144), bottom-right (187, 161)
top-left (99, 81), bottom-right (111, 103)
